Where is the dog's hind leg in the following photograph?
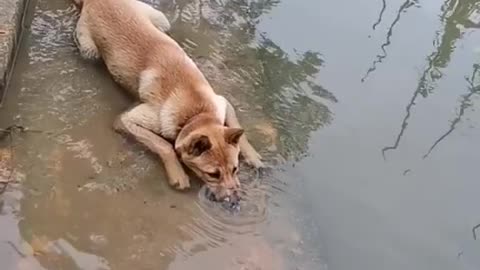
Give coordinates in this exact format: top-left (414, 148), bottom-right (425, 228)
top-left (75, 14), bottom-right (100, 60)
top-left (223, 97), bottom-right (265, 168)
top-left (114, 103), bottom-right (191, 190)
top-left (134, 1), bottom-right (171, 32)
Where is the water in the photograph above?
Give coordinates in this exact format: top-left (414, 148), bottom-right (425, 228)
top-left (1, 0), bottom-right (480, 269)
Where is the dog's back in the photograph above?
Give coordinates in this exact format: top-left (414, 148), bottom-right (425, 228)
top-left (78, 0), bottom-right (209, 102)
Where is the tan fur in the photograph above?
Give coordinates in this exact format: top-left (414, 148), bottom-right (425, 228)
top-left (74, 0), bottom-right (263, 199)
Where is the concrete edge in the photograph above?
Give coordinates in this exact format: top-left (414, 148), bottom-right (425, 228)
top-left (0, 0), bottom-right (29, 106)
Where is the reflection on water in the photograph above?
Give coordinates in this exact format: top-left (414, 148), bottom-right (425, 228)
top-left (424, 64), bottom-right (480, 158)
top-left (363, 0), bottom-right (420, 82)
top-left (372, 0), bottom-right (387, 30)
top-left (382, 0), bottom-right (480, 158)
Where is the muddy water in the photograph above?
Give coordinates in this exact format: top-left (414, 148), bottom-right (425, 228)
top-left (1, 0), bottom-right (480, 269)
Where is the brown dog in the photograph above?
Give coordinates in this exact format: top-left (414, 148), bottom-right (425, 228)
top-left (73, 0), bottom-right (264, 200)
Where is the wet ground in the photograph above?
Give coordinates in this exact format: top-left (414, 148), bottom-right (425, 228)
top-left (1, 0), bottom-right (480, 269)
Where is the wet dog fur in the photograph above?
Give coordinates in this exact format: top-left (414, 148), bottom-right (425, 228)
top-left (73, 0), bottom-right (264, 200)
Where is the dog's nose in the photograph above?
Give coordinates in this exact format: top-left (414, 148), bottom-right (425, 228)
top-left (204, 187), bottom-right (230, 201)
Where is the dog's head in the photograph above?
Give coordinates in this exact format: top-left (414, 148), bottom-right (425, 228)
top-left (176, 124), bottom-right (243, 201)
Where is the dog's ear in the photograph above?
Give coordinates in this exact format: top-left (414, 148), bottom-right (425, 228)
top-left (187, 135), bottom-right (212, 156)
top-left (225, 128), bottom-right (244, 145)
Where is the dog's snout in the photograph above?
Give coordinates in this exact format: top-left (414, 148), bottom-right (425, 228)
top-left (223, 176), bottom-right (240, 190)
top-left (217, 188), bottom-right (234, 201)
top-left (206, 185), bottom-right (239, 201)
top-left (205, 186), bottom-right (241, 211)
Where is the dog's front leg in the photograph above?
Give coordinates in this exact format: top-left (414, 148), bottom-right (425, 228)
top-left (75, 13), bottom-right (100, 61)
top-left (223, 98), bottom-right (265, 168)
top-left (114, 103), bottom-right (190, 190)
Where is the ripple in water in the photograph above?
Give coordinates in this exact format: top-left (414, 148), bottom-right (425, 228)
top-left (29, 5), bottom-right (78, 63)
top-left (165, 163), bottom-right (288, 264)
top-left (183, 165), bottom-right (283, 245)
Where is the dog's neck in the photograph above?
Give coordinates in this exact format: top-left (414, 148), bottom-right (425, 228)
top-left (175, 112), bottom-right (221, 146)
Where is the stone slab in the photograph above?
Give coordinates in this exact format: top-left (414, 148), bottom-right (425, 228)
top-left (0, 0), bottom-right (27, 105)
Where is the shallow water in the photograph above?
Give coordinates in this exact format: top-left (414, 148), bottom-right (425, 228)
top-left (1, 0), bottom-right (480, 269)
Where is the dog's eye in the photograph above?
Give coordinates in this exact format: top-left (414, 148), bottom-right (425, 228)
top-left (207, 171), bottom-right (220, 179)
top-left (232, 167), bottom-right (238, 174)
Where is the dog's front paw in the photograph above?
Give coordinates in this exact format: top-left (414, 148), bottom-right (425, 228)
top-left (167, 167), bottom-right (191, 190)
top-left (244, 151), bottom-right (265, 169)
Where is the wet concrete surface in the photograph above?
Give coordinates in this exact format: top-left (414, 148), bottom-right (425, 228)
top-left (2, 0), bottom-right (480, 269)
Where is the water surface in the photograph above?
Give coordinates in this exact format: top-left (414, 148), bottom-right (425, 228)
top-left (1, 0), bottom-right (480, 269)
